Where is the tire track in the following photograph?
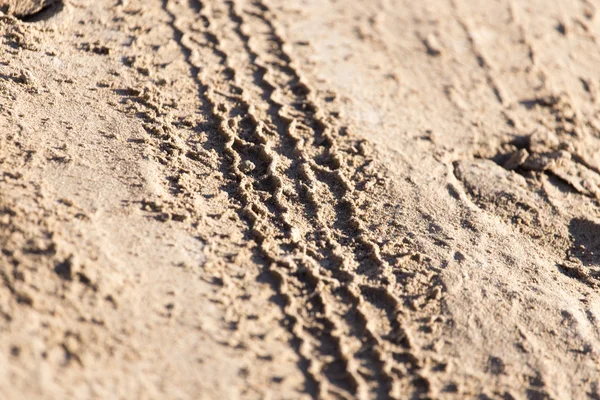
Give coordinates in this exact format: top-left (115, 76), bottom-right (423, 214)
top-left (210, 0), bottom-right (393, 396)
top-left (229, 0), bottom-right (430, 397)
top-left (208, 1), bottom-right (405, 397)
top-left (162, 0), bottom-right (373, 397)
top-left (191, 1), bottom-right (397, 397)
top-left (162, 0), bottom-right (432, 397)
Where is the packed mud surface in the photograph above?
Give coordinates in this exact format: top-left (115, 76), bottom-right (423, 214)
top-left (1, 0), bottom-right (600, 398)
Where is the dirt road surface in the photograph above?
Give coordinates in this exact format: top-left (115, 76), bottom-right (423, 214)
top-left (1, 0), bottom-right (600, 398)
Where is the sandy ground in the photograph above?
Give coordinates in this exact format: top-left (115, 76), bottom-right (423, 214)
top-left (1, 0), bottom-right (600, 398)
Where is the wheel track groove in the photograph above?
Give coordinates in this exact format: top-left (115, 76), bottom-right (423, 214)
top-left (211, 0), bottom-right (409, 397)
top-left (195, 2), bottom-right (379, 397)
top-left (235, 0), bottom-right (431, 396)
top-left (162, 0), bottom-right (431, 396)
top-left (162, 0), bottom-right (380, 397)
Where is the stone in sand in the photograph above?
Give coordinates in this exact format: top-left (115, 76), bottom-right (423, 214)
top-left (0, 0), bottom-right (56, 17)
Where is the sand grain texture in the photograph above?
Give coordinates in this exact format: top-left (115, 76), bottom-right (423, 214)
top-left (1, 0), bottom-right (600, 398)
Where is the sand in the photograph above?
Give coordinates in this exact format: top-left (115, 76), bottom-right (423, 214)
top-left (1, 0), bottom-right (599, 398)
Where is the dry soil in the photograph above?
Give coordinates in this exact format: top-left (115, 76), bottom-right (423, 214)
top-left (1, 0), bottom-right (600, 399)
